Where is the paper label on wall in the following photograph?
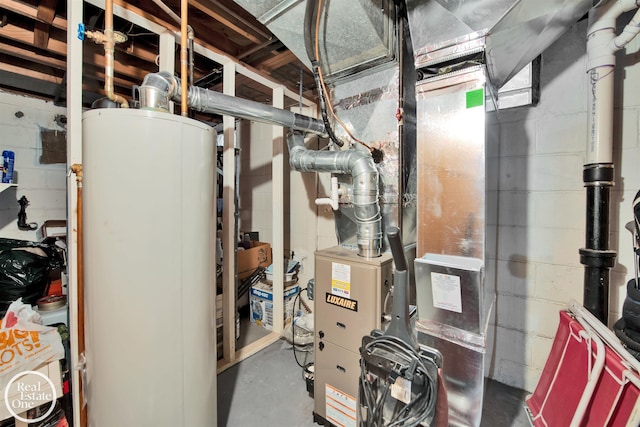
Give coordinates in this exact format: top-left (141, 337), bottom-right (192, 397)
top-left (331, 262), bottom-right (351, 299)
top-left (431, 272), bottom-right (462, 313)
top-left (391, 376), bottom-right (412, 404)
top-left (326, 384), bottom-right (357, 427)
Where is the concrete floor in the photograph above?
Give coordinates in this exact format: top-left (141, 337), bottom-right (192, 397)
top-left (217, 338), bottom-right (532, 427)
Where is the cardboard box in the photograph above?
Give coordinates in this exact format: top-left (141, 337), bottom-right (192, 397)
top-left (249, 281), bottom-right (300, 330)
top-left (237, 241), bottom-right (272, 279)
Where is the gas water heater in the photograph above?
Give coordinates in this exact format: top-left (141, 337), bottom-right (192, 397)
top-left (82, 109), bottom-right (217, 426)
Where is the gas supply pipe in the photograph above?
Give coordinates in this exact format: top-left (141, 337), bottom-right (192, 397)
top-left (84, 0), bottom-right (129, 108)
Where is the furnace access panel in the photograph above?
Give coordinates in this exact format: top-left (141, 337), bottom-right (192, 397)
top-left (313, 247), bottom-right (393, 426)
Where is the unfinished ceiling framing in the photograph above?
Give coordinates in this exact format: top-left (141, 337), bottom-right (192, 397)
top-left (0, 0), bottom-right (317, 121)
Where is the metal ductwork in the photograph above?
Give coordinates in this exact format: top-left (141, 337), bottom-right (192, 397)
top-left (138, 71), bottom-right (328, 137)
top-left (287, 131), bottom-right (383, 258)
top-left (405, 0), bottom-right (593, 88)
top-left (138, 72), bottom-right (383, 257)
top-left (233, 0), bottom-right (593, 89)
top-left (233, 0), bottom-right (396, 82)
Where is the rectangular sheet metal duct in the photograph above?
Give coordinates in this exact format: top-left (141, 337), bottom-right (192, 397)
top-left (405, 0), bottom-right (592, 88)
top-left (414, 66), bottom-right (493, 427)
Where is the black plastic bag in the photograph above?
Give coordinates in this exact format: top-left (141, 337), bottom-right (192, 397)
top-left (0, 238), bottom-right (64, 313)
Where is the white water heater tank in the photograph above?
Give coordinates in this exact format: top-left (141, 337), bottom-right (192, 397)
top-left (82, 109), bottom-right (217, 426)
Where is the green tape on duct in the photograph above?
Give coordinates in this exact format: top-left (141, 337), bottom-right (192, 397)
top-left (466, 88), bottom-right (484, 108)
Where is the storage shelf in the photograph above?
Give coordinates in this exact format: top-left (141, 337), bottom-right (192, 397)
top-left (0, 183), bottom-right (17, 194)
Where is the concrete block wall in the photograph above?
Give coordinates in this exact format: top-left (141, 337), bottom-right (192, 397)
top-left (485, 18), bottom-right (640, 391)
top-left (0, 91), bottom-right (67, 241)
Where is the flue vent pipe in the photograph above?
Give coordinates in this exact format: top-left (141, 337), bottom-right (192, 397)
top-left (149, 0), bottom-right (195, 103)
top-left (287, 130), bottom-right (382, 258)
top-left (139, 72), bottom-right (328, 136)
top-left (582, 0), bottom-right (640, 322)
top-left (139, 72), bottom-right (381, 257)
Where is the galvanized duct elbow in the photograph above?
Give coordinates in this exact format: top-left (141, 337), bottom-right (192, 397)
top-left (138, 72), bottom-right (327, 137)
top-left (139, 73), bottom-right (379, 254)
top-left (288, 131), bottom-right (382, 258)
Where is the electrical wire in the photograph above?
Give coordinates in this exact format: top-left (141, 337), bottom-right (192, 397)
top-left (291, 286), bottom-right (315, 395)
top-left (314, 0), bottom-right (376, 155)
top-left (304, 0), bottom-right (343, 148)
top-left (359, 335), bottom-right (438, 427)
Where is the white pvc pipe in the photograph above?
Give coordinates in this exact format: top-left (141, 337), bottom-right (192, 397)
top-left (586, 0), bottom-right (640, 164)
top-left (614, 8), bottom-right (640, 48)
top-left (587, 65), bottom-right (615, 164)
top-left (315, 176), bottom-right (340, 210)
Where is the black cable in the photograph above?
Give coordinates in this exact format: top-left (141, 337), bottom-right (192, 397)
top-left (360, 335), bottom-right (437, 427)
top-left (303, 0), bottom-right (343, 148)
top-left (614, 318), bottom-right (640, 356)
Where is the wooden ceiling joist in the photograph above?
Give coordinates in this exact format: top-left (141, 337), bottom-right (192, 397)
top-left (256, 50), bottom-right (297, 73)
top-left (0, 60), bottom-right (62, 84)
top-left (33, 0), bottom-right (58, 48)
top-left (190, 0), bottom-right (261, 44)
top-left (3, 0), bottom-right (67, 31)
top-left (0, 0), bottom-right (316, 108)
top-left (0, 39), bottom-right (65, 70)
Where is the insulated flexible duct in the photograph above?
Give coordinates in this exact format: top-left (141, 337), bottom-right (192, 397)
top-left (287, 131), bottom-right (382, 257)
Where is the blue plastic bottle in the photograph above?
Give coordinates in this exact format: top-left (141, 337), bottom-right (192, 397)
top-left (2, 150), bottom-right (14, 184)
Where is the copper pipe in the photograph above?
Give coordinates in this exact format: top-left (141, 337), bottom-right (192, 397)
top-left (180, 0), bottom-right (188, 116)
top-left (70, 163), bottom-right (86, 427)
top-left (103, 0), bottom-right (128, 108)
top-left (149, 0), bottom-right (195, 89)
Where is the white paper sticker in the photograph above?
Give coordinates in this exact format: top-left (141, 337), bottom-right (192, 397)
top-left (391, 376), bottom-right (412, 404)
top-left (326, 384), bottom-right (357, 427)
top-left (431, 272), bottom-right (462, 313)
top-left (331, 262), bottom-right (351, 299)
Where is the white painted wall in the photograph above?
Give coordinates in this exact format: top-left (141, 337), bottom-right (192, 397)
top-left (485, 18), bottom-right (640, 391)
top-left (238, 119), bottom-right (337, 307)
top-left (0, 91), bottom-right (67, 241)
top-left (238, 119), bottom-right (274, 244)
